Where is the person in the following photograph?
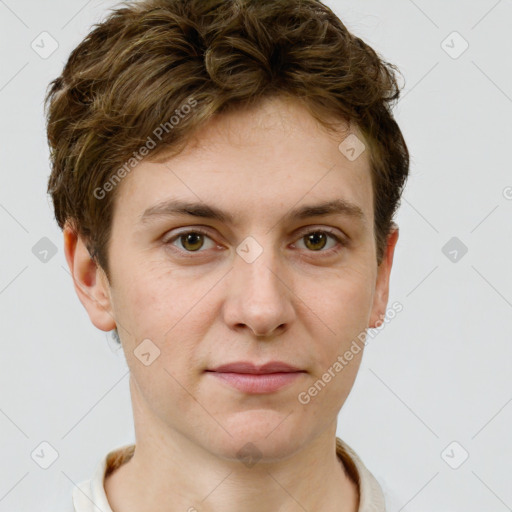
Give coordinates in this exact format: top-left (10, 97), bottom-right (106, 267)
top-left (44, 0), bottom-right (409, 510)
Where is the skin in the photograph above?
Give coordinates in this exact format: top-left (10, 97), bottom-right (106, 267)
top-left (64, 95), bottom-right (398, 512)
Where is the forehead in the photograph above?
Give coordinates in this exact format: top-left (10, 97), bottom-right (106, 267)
top-left (112, 96), bottom-right (374, 228)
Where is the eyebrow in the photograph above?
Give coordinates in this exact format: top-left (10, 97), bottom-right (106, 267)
top-left (139, 198), bottom-right (366, 226)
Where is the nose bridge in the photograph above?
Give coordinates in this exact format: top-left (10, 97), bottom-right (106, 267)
top-left (235, 233), bottom-right (285, 300)
top-left (226, 233), bottom-right (294, 335)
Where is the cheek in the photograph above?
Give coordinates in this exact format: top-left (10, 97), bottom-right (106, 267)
top-left (296, 276), bottom-right (370, 418)
top-left (115, 275), bottom-right (208, 426)
top-left (127, 354), bottom-right (210, 441)
top-left (307, 264), bottom-right (375, 337)
top-left (299, 264), bottom-right (374, 400)
top-left (112, 262), bottom-right (215, 377)
top-left (111, 253), bottom-right (180, 333)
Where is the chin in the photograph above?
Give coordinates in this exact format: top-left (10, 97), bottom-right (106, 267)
top-left (213, 413), bottom-right (307, 463)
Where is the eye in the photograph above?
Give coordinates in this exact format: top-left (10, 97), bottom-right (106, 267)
top-left (293, 228), bottom-right (347, 255)
top-left (163, 227), bottom-right (347, 257)
top-left (165, 229), bottom-right (216, 253)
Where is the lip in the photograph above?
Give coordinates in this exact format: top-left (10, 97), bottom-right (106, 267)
top-left (208, 361), bottom-right (303, 374)
top-left (205, 361), bottom-right (306, 394)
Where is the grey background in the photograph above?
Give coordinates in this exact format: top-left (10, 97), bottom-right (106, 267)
top-left (1, 0), bottom-right (511, 510)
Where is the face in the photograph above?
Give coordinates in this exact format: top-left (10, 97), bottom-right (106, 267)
top-left (66, 95), bottom-right (398, 462)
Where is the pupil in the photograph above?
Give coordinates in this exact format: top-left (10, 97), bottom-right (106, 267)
top-left (183, 233), bottom-right (203, 251)
top-left (307, 232), bottom-right (326, 250)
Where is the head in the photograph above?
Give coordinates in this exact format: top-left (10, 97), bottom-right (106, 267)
top-left (46, 0), bottom-right (408, 460)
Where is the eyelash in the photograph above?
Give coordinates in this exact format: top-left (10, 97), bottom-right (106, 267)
top-left (163, 227), bottom-right (348, 258)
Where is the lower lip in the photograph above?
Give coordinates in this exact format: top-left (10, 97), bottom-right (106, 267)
top-left (207, 371), bottom-right (304, 393)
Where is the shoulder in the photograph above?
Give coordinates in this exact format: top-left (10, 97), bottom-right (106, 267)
top-left (72, 444), bottom-right (136, 512)
top-left (336, 437), bottom-right (387, 512)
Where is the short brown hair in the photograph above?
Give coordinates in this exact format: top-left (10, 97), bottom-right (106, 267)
top-left (45, 0), bottom-right (409, 281)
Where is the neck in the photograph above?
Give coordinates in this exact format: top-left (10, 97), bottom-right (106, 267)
top-left (104, 379), bottom-right (359, 512)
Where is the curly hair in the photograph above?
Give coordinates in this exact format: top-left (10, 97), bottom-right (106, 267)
top-left (45, 0), bottom-right (409, 281)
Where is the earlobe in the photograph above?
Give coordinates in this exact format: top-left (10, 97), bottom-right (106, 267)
top-left (63, 223), bottom-right (116, 332)
top-left (368, 225), bottom-right (399, 329)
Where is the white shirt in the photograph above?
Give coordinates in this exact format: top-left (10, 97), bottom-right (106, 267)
top-left (72, 437), bottom-right (386, 511)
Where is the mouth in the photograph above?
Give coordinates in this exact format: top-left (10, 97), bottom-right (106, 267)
top-left (205, 361), bottom-right (306, 394)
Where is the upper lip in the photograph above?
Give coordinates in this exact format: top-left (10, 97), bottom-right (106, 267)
top-left (207, 361), bottom-right (304, 374)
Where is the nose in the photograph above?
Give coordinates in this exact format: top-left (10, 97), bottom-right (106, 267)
top-left (222, 244), bottom-right (296, 338)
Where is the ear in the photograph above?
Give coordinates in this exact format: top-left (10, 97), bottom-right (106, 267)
top-left (63, 223), bottom-right (116, 332)
top-left (368, 225), bottom-right (399, 328)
